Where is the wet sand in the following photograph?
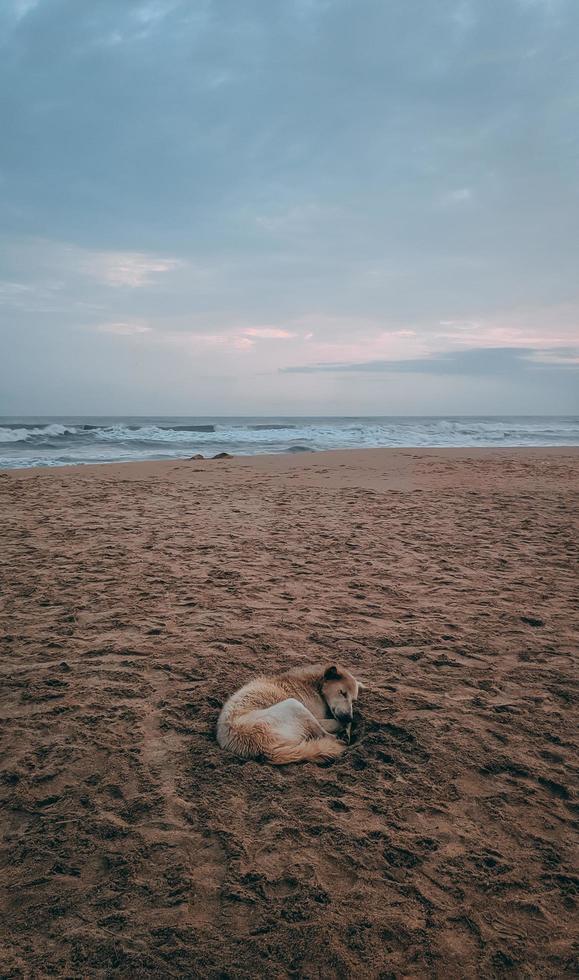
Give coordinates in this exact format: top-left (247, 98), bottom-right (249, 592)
top-left (1, 448), bottom-right (578, 978)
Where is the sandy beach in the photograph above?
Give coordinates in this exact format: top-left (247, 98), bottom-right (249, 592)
top-left (1, 448), bottom-right (577, 978)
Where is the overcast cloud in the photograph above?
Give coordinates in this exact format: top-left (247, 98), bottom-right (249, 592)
top-left (1, 0), bottom-right (578, 414)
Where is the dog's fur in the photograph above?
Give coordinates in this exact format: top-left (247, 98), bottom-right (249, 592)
top-left (217, 663), bottom-right (363, 764)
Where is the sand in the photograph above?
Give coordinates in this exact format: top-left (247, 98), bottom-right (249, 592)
top-left (1, 448), bottom-right (578, 978)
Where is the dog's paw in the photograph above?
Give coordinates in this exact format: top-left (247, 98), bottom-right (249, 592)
top-left (324, 737), bottom-right (347, 758)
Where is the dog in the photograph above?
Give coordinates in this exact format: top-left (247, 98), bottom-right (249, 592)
top-left (216, 663), bottom-right (364, 764)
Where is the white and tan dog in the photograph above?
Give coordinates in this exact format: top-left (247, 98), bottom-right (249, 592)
top-left (217, 663), bottom-right (363, 764)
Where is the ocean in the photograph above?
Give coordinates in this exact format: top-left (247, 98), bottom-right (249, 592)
top-left (0, 416), bottom-right (577, 469)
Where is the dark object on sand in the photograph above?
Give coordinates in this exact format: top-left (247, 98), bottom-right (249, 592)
top-left (213, 452), bottom-right (233, 459)
top-left (521, 616), bottom-right (544, 628)
top-left (189, 454), bottom-right (205, 460)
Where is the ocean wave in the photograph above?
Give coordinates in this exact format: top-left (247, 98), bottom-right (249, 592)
top-left (0, 424), bottom-right (77, 444)
top-left (0, 423), bottom-right (217, 445)
top-left (1, 416), bottom-right (578, 469)
top-left (167, 424), bottom-right (215, 432)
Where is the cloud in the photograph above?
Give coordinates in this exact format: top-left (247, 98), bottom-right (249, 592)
top-left (97, 321), bottom-right (152, 336)
top-left (9, 0), bottom-right (40, 21)
top-left (1, 0), bottom-right (579, 413)
top-left (515, 0), bottom-right (563, 11)
top-left (93, 321), bottom-right (262, 353)
top-left (242, 327), bottom-right (295, 339)
top-left (439, 187), bottom-right (473, 206)
top-left (84, 250), bottom-right (182, 288)
top-left (452, 1), bottom-right (478, 37)
top-left (0, 237), bottom-right (183, 296)
top-left (433, 305), bottom-right (579, 351)
top-left (528, 346), bottom-right (579, 365)
top-left (281, 346), bottom-right (579, 375)
top-left (0, 275), bottom-right (104, 315)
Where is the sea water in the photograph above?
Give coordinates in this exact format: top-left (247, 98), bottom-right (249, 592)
top-left (0, 416), bottom-right (577, 469)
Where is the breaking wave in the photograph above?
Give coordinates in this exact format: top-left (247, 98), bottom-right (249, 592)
top-left (0, 416), bottom-right (577, 469)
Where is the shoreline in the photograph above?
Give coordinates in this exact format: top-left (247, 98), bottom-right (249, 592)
top-left (2, 415), bottom-right (578, 474)
top-left (3, 443), bottom-right (579, 480)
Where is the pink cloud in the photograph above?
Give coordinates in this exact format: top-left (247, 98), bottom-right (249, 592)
top-left (242, 327), bottom-right (295, 339)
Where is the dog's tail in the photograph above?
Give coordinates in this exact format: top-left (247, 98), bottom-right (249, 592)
top-left (267, 736), bottom-right (345, 765)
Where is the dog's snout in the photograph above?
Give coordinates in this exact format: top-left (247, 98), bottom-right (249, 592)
top-left (337, 710), bottom-right (353, 724)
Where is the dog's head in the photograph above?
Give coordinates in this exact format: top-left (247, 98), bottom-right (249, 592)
top-left (320, 664), bottom-right (363, 724)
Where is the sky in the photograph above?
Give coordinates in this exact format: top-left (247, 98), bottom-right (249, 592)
top-left (1, 0), bottom-right (578, 415)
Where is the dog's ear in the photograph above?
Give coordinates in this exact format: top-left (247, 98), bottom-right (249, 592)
top-left (323, 664), bottom-right (341, 681)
